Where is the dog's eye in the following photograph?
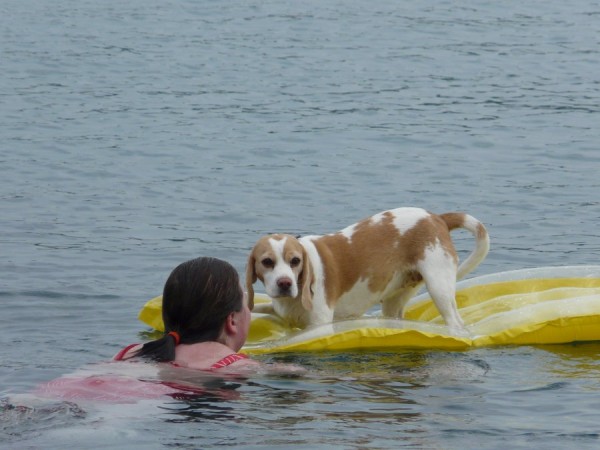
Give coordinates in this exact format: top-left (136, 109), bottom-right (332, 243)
top-left (262, 258), bottom-right (274, 268)
top-left (290, 257), bottom-right (301, 267)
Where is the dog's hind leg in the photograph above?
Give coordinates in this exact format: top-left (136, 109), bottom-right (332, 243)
top-left (381, 286), bottom-right (421, 319)
top-left (421, 269), bottom-right (465, 334)
top-left (416, 243), bottom-right (467, 334)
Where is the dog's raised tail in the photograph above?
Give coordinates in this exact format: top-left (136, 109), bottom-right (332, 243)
top-left (440, 212), bottom-right (490, 280)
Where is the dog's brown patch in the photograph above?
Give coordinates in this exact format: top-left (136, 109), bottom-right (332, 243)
top-left (312, 211), bottom-right (458, 308)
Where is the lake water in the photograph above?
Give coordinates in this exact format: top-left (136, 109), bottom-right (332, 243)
top-left (1, 0), bottom-right (600, 448)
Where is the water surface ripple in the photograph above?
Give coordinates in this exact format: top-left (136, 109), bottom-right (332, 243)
top-left (1, 0), bottom-right (599, 448)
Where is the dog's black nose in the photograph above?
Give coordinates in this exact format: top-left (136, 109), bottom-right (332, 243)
top-left (277, 277), bottom-right (292, 290)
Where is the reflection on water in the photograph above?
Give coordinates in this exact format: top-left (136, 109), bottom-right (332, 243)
top-left (161, 393), bottom-right (240, 422)
top-left (270, 351), bottom-right (491, 386)
top-left (152, 351), bottom-right (492, 448)
top-left (535, 343), bottom-right (600, 382)
top-left (3, 348), bottom-right (600, 448)
top-left (0, 398), bottom-right (86, 444)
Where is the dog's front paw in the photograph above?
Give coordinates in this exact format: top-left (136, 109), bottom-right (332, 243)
top-left (252, 302), bottom-right (275, 315)
top-left (448, 326), bottom-right (472, 339)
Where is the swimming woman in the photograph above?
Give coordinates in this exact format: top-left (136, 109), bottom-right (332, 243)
top-left (22, 257), bottom-right (302, 405)
top-left (115, 256), bottom-right (259, 371)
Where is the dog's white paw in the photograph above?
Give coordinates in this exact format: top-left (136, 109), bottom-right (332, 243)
top-left (448, 326), bottom-right (472, 339)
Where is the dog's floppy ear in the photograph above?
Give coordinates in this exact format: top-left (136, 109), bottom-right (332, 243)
top-left (299, 246), bottom-right (314, 311)
top-left (245, 252), bottom-right (257, 310)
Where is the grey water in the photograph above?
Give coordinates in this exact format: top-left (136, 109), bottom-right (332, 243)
top-left (1, 0), bottom-right (600, 448)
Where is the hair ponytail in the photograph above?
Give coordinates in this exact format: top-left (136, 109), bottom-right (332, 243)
top-left (135, 329), bottom-right (179, 362)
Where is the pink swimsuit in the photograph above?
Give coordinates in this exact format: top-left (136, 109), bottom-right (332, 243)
top-left (113, 343), bottom-right (249, 369)
top-left (33, 346), bottom-right (249, 403)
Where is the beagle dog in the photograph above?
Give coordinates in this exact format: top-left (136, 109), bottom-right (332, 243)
top-left (246, 207), bottom-right (489, 334)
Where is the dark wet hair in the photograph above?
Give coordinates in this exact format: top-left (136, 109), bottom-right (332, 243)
top-left (135, 257), bottom-right (244, 362)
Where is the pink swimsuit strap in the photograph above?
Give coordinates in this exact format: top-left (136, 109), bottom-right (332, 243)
top-left (210, 353), bottom-right (248, 369)
top-left (115, 344), bottom-right (248, 370)
top-left (114, 343), bottom-right (139, 361)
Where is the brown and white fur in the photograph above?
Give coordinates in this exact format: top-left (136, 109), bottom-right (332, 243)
top-left (246, 207), bottom-right (489, 334)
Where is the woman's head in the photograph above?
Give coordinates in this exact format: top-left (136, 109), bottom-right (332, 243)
top-left (162, 257), bottom-right (244, 343)
top-left (135, 256), bottom-right (247, 362)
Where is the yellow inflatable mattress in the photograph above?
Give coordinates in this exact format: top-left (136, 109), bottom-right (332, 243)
top-left (138, 266), bottom-right (600, 354)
